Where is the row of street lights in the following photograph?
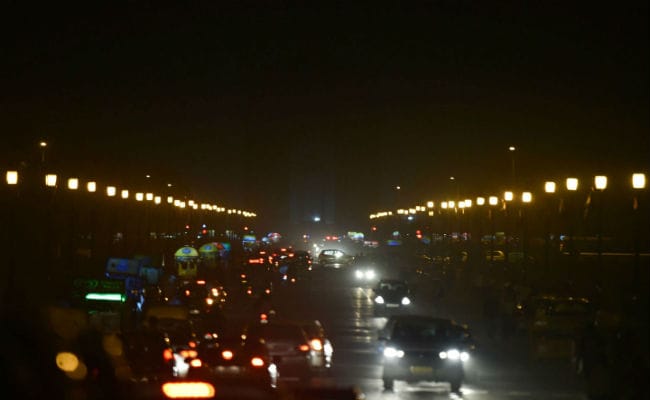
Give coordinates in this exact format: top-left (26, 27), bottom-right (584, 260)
top-left (370, 174), bottom-right (646, 220)
top-left (3, 170), bottom-right (257, 218)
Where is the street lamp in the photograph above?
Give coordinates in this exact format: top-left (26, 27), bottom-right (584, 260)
top-left (593, 175), bottom-right (607, 275)
top-left (504, 191), bottom-right (514, 202)
top-left (509, 146), bottom-right (516, 185)
top-left (6, 171), bottom-right (18, 185)
top-left (67, 178), bottom-right (79, 190)
top-left (121, 190), bottom-right (129, 199)
top-left (488, 195), bottom-right (499, 266)
top-left (632, 173), bottom-right (646, 285)
top-left (545, 181), bottom-right (556, 194)
top-left (87, 181), bottom-right (97, 193)
top-left (45, 174), bottom-right (58, 187)
top-left (145, 192), bottom-right (154, 201)
top-left (106, 186), bottom-right (116, 197)
top-left (566, 178), bottom-right (579, 191)
top-left (544, 182), bottom-right (556, 274)
top-left (476, 197), bottom-right (485, 206)
top-left (39, 141), bottom-right (47, 163)
top-left (136, 193), bottom-right (144, 202)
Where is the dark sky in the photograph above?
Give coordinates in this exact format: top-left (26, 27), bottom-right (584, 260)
top-left (2, 1), bottom-right (648, 229)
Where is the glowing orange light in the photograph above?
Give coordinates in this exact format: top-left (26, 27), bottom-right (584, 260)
top-left (189, 359), bottom-right (202, 368)
top-left (161, 382), bottom-right (215, 399)
top-left (251, 357), bottom-right (265, 367)
top-left (163, 349), bottom-right (173, 361)
top-left (221, 350), bottom-right (234, 360)
top-left (299, 344), bottom-right (310, 352)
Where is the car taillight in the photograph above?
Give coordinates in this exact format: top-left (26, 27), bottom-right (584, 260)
top-left (221, 350), bottom-right (234, 360)
top-left (250, 357), bottom-right (265, 367)
top-left (180, 350), bottom-right (198, 359)
top-left (161, 382), bottom-right (215, 399)
top-left (189, 358), bottom-right (202, 368)
top-left (189, 341), bottom-right (197, 348)
top-left (310, 338), bottom-right (323, 352)
top-left (163, 349), bottom-right (173, 361)
top-left (299, 344), bottom-right (310, 352)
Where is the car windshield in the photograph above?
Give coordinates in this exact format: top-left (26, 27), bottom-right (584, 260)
top-left (391, 319), bottom-right (451, 341)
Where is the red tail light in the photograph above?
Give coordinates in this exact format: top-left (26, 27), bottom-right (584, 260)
top-left (189, 341), bottom-right (197, 349)
top-left (163, 349), bottom-right (173, 361)
top-left (299, 344), bottom-right (310, 352)
top-left (221, 350), bottom-right (234, 360)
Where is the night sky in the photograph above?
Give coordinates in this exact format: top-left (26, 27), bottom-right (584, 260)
top-left (2, 1), bottom-right (648, 229)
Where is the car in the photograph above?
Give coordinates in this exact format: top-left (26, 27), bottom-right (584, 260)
top-left (528, 295), bottom-right (594, 361)
top-left (186, 335), bottom-right (279, 397)
top-left (351, 255), bottom-right (379, 285)
top-left (296, 319), bottom-right (334, 372)
top-left (318, 249), bottom-right (354, 268)
top-left (243, 319), bottom-right (324, 382)
top-left (143, 305), bottom-right (201, 378)
top-left (378, 315), bottom-right (474, 393)
top-left (373, 279), bottom-right (412, 316)
top-left (485, 250), bottom-right (505, 262)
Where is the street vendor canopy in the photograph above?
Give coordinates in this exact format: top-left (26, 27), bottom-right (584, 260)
top-left (199, 243), bottom-right (218, 254)
top-left (174, 246), bottom-right (199, 259)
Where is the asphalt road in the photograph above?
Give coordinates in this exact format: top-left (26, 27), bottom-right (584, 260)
top-left (262, 264), bottom-right (588, 400)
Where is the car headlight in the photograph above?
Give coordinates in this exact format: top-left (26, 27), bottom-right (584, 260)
top-left (439, 349), bottom-right (469, 362)
top-left (365, 270), bottom-right (376, 279)
top-left (401, 297), bottom-right (411, 305)
top-left (383, 347), bottom-right (404, 358)
top-left (375, 295), bottom-right (385, 304)
top-left (355, 270), bottom-right (364, 279)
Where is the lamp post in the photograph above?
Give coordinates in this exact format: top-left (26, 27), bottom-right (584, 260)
top-left (566, 177), bottom-right (579, 259)
top-left (594, 175), bottom-right (607, 276)
top-left (488, 196), bottom-right (499, 267)
top-left (508, 146), bottom-right (516, 187)
top-left (632, 173), bottom-right (646, 285)
top-left (544, 181), bottom-right (557, 276)
top-left (521, 191), bottom-right (532, 282)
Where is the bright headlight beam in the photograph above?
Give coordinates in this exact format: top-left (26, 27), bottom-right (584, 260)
top-left (383, 347), bottom-right (404, 358)
top-left (375, 296), bottom-right (384, 304)
top-left (401, 297), bottom-right (411, 305)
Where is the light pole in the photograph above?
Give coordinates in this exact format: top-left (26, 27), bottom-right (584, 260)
top-left (544, 181), bottom-right (557, 276)
top-left (594, 175), bottom-right (608, 276)
top-left (508, 146), bottom-right (516, 187)
top-left (488, 196), bottom-right (499, 268)
top-left (632, 173), bottom-right (646, 285)
top-left (521, 191), bottom-right (532, 283)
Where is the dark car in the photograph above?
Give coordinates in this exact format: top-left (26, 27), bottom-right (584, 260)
top-left (187, 336), bottom-right (279, 398)
top-left (297, 319), bottom-right (334, 372)
top-left (243, 320), bottom-right (324, 383)
top-left (378, 315), bottom-right (474, 393)
top-left (373, 279), bottom-right (412, 316)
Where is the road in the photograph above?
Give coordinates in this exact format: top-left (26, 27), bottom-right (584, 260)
top-left (261, 264), bottom-right (588, 400)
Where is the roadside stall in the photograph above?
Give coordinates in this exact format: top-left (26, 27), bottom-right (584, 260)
top-left (174, 246), bottom-right (200, 279)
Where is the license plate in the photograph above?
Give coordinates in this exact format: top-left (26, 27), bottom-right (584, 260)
top-left (386, 304), bottom-right (399, 308)
top-left (410, 366), bottom-right (433, 374)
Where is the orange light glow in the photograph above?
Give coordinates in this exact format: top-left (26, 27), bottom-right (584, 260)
top-left (299, 344), bottom-right (310, 352)
top-left (163, 349), bottom-right (173, 361)
top-left (221, 350), bottom-right (234, 360)
top-left (251, 357), bottom-right (265, 367)
top-left (161, 382), bottom-right (215, 399)
top-left (310, 338), bottom-right (323, 351)
top-left (189, 359), bottom-right (202, 368)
